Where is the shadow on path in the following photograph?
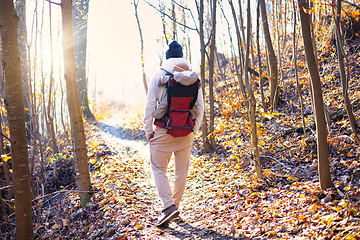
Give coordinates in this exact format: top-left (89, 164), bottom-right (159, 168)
top-left (156, 219), bottom-right (243, 240)
top-left (96, 122), bottom-right (146, 142)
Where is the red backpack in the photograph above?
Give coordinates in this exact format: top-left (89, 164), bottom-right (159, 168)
top-left (154, 74), bottom-right (200, 137)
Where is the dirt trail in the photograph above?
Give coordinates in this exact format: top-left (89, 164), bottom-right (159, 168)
top-left (94, 116), bottom-right (237, 240)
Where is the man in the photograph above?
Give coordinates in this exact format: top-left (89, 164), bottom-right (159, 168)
top-left (143, 40), bottom-right (204, 226)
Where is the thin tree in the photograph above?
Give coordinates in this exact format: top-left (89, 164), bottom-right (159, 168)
top-left (61, 0), bottom-right (92, 202)
top-left (159, 0), bottom-right (169, 45)
top-left (72, 0), bottom-right (95, 121)
top-left (228, 0), bottom-right (247, 101)
top-left (237, 0), bottom-right (246, 45)
top-left (199, 0), bottom-right (211, 152)
top-left (276, 0), bottom-right (284, 90)
top-left (172, 2), bottom-right (177, 39)
top-left (134, 0), bottom-right (149, 94)
top-left (244, 0), bottom-right (263, 179)
top-left (298, 0), bottom-right (334, 190)
top-left (256, 0), bottom-right (266, 111)
top-left (0, 0), bottom-right (34, 238)
top-left (208, 0), bottom-right (216, 148)
top-left (47, 1), bottom-right (59, 154)
top-left (259, 0), bottom-right (278, 110)
top-left (333, 0), bottom-right (359, 142)
top-left (293, 0), bottom-right (307, 138)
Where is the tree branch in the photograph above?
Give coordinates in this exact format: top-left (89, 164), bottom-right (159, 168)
top-left (0, 132), bottom-right (14, 143)
top-left (171, 0), bottom-right (199, 31)
top-left (142, 0), bottom-right (198, 32)
top-left (45, 0), bottom-right (61, 6)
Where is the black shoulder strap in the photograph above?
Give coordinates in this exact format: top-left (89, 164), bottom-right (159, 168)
top-left (165, 75), bottom-right (173, 116)
top-left (161, 68), bottom-right (173, 76)
top-left (189, 79), bottom-right (200, 109)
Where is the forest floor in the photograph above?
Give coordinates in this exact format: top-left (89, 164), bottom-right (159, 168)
top-left (29, 95), bottom-right (360, 240)
top-left (2, 38), bottom-right (360, 240)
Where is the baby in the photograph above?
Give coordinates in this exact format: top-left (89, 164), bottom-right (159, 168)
top-left (152, 62), bottom-right (199, 119)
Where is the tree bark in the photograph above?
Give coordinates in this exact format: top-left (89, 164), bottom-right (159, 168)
top-left (62, 0), bottom-right (92, 202)
top-left (134, 0), bottom-right (149, 94)
top-left (259, 0), bottom-right (278, 110)
top-left (47, 2), bottom-right (59, 154)
top-left (159, 0), bottom-right (169, 45)
top-left (172, 2), bottom-right (177, 39)
top-left (15, 0), bottom-right (32, 141)
top-left (298, 0), bottom-right (334, 190)
top-left (0, 1), bottom-right (34, 238)
top-left (333, 0), bottom-right (359, 142)
top-left (244, 0), bottom-right (263, 179)
top-left (199, 0), bottom-right (211, 153)
top-left (208, 0), bottom-right (216, 148)
top-left (228, 0), bottom-right (247, 102)
top-left (293, 0), bottom-right (307, 138)
top-left (256, 0), bottom-right (267, 112)
top-left (72, 0), bottom-right (95, 121)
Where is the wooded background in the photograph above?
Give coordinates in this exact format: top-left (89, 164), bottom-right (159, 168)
top-left (1, 0), bottom-right (360, 239)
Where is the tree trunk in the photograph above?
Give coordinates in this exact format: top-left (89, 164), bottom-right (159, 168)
top-left (277, 0), bottom-right (284, 94)
top-left (256, 0), bottom-right (267, 112)
top-left (228, 0), bottom-right (247, 102)
top-left (298, 0), bottom-right (334, 190)
top-left (0, 1), bottom-right (34, 238)
top-left (172, 2), bottom-right (177, 39)
top-left (259, 0), bottom-right (278, 110)
top-left (237, 0), bottom-right (246, 47)
top-left (199, 0), bottom-right (211, 153)
top-left (208, 0), bottom-right (216, 148)
top-left (159, 0), bottom-right (169, 45)
top-left (15, 0), bottom-right (32, 142)
top-left (244, 0), bottom-right (263, 179)
top-left (293, 0), bottom-right (307, 138)
top-left (47, 2), bottom-right (59, 154)
top-left (62, 0), bottom-right (92, 202)
top-left (134, 0), bottom-right (149, 94)
top-left (333, 0), bottom-right (359, 142)
top-left (73, 0), bottom-right (95, 121)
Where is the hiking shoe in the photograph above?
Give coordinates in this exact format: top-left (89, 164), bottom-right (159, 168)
top-left (156, 204), bottom-right (179, 226)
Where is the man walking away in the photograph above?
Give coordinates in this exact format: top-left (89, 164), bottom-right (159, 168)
top-left (143, 40), bottom-right (204, 226)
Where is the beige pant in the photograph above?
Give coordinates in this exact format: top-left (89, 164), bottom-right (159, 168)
top-left (149, 126), bottom-right (195, 209)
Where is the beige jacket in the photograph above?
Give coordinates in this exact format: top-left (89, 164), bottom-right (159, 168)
top-left (143, 58), bottom-right (204, 135)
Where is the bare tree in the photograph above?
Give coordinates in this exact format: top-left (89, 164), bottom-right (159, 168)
top-left (292, 0), bottom-right (307, 138)
top-left (256, 0), bottom-right (266, 111)
top-left (244, 0), bottom-right (263, 179)
top-left (134, 0), bottom-right (149, 94)
top-left (259, 0), bottom-right (278, 110)
top-left (172, 2), bottom-right (177, 39)
top-left (228, 0), bottom-right (247, 102)
top-left (333, 0), bottom-right (359, 142)
top-left (199, 0), bottom-right (211, 152)
top-left (72, 0), bottom-right (95, 121)
top-left (61, 0), bottom-right (92, 202)
top-left (47, 1), bottom-right (59, 154)
top-left (0, 0), bottom-right (34, 238)
top-left (158, 0), bottom-right (169, 45)
top-left (208, 0), bottom-right (216, 148)
top-left (298, 0), bottom-right (334, 190)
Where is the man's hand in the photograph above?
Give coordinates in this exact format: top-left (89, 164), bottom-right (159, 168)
top-left (146, 132), bottom-right (155, 141)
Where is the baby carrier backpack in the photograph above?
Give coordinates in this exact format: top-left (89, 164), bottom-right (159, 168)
top-left (154, 73), bottom-right (200, 137)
